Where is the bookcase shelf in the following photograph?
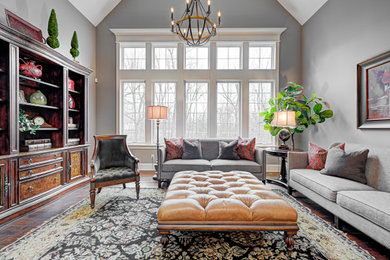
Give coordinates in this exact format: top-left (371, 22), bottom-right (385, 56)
top-left (20, 102), bottom-right (60, 110)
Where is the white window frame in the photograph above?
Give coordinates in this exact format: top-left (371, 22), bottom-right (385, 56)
top-left (119, 42), bottom-right (146, 70)
top-left (184, 45), bottom-right (210, 70)
top-left (113, 28), bottom-right (285, 147)
top-left (216, 42), bottom-right (243, 70)
top-left (248, 42), bottom-right (276, 70)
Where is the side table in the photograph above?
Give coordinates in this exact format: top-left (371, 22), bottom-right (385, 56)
top-left (265, 148), bottom-right (301, 189)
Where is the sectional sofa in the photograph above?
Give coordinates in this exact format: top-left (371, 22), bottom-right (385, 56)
top-left (287, 143), bottom-right (390, 249)
top-left (157, 139), bottom-right (265, 188)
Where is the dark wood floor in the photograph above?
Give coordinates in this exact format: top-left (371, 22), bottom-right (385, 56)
top-left (0, 171), bottom-right (389, 259)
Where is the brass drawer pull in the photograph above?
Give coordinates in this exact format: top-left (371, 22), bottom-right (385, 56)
top-left (55, 163), bottom-right (59, 168)
top-left (29, 170), bottom-right (33, 175)
top-left (28, 159), bottom-right (33, 164)
top-left (28, 186), bottom-right (34, 192)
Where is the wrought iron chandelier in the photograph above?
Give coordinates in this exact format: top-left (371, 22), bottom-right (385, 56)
top-left (170, 0), bottom-right (221, 46)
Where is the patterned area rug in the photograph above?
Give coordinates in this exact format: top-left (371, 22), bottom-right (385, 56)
top-left (0, 187), bottom-right (374, 260)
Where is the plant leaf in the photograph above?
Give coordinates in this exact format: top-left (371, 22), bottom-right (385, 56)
top-left (313, 103), bottom-right (322, 114)
top-left (319, 110), bottom-right (333, 118)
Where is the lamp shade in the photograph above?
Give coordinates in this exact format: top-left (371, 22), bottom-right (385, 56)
top-left (273, 111), bottom-right (297, 128)
top-left (148, 106), bottom-right (168, 120)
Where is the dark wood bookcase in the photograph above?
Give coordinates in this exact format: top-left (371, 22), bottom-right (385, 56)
top-left (0, 23), bottom-right (92, 223)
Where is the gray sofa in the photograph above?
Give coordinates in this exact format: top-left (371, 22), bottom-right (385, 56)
top-left (287, 143), bottom-right (390, 249)
top-left (157, 139), bottom-right (265, 188)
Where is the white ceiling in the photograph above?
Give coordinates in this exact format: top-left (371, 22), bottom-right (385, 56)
top-left (68, 0), bottom-right (122, 26)
top-left (277, 0), bottom-right (328, 25)
top-left (68, 0), bottom-right (327, 27)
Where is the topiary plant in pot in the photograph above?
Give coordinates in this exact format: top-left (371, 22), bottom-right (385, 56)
top-left (260, 82), bottom-right (334, 148)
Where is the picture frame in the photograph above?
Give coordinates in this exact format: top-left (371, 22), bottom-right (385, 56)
top-left (5, 9), bottom-right (44, 43)
top-left (357, 50), bottom-right (390, 129)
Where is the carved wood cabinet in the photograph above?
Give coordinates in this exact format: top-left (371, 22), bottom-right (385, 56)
top-left (0, 23), bottom-right (92, 224)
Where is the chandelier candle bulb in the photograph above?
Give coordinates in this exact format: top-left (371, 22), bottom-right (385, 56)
top-left (218, 11), bottom-right (221, 24)
top-left (208, 0), bottom-right (211, 13)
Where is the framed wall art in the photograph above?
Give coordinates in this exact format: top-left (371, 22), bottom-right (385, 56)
top-left (5, 9), bottom-right (44, 43)
top-left (357, 50), bottom-right (390, 129)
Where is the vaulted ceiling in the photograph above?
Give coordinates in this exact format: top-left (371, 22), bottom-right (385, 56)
top-left (68, 0), bottom-right (328, 27)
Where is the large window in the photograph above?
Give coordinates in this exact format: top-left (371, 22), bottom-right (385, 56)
top-left (121, 46), bottom-right (146, 70)
top-left (152, 45), bottom-right (177, 70)
top-left (117, 36), bottom-right (279, 146)
top-left (121, 81), bottom-right (145, 143)
top-left (217, 45), bottom-right (242, 70)
top-left (185, 47), bottom-right (209, 70)
top-left (249, 81), bottom-right (274, 145)
top-left (217, 81), bottom-right (241, 138)
top-left (153, 82), bottom-right (176, 142)
top-left (249, 43), bottom-right (275, 70)
top-left (185, 82), bottom-right (209, 138)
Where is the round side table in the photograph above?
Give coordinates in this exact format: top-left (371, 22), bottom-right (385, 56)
top-left (265, 148), bottom-right (301, 189)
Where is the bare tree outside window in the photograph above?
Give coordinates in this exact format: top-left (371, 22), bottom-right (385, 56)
top-left (122, 81), bottom-right (145, 143)
top-left (249, 82), bottom-right (274, 144)
top-left (217, 82), bottom-right (241, 138)
top-left (153, 47), bottom-right (177, 70)
top-left (153, 82), bottom-right (176, 143)
top-left (185, 82), bottom-right (208, 138)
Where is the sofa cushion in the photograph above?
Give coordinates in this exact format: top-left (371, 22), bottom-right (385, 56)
top-left (162, 159), bottom-right (211, 172)
top-left (337, 191), bottom-right (390, 232)
top-left (165, 138), bottom-right (183, 160)
top-left (218, 140), bottom-right (240, 160)
top-left (290, 169), bottom-right (375, 202)
top-left (95, 167), bottom-right (136, 183)
top-left (211, 159), bottom-right (261, 173)
top-left (183, 139), bottom-right (202, 159)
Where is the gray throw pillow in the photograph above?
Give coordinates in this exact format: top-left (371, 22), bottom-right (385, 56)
top-left (320, 148), bottom-right (369, 184)
top-left (182, 139), bottom-right (202, 159)
top-left (218, 140), bottom-right (240, 160)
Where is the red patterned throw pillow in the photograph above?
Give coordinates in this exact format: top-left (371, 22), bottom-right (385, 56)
top-left (237, 137), bottom-right (256, 161)
top-left (164, 138), bottom-right (183, 160)
top-left (307, 142), bottom-right (345, 170)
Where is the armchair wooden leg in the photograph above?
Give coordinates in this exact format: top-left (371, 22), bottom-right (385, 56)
top-left (97, 188), bottom-right (102, 194)
top-left (284, 231), bottom-right (296, 252)
top-left (159, 231), bottom-right (170, 252)
top-left (136, 177), bottom-right (140, 200)
top-left (90, 188), bottom-right (96, 209)
top-left (123, 183), bottom-right (126, 189)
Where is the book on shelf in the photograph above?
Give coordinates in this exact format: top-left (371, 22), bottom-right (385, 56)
top-left (21, 142), bottom-right (52, 152)
top-left (69, 138), bottom-right (80, 145)
top-left (24, 138), bottom-right (51, 146)
top-left (68, 123), bottom-right (78, 129)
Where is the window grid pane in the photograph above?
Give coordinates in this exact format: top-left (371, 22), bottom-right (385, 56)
top-left (217, 82), bottom-right (240, 138)
top-left (217, 46), bottom-right (241, 70)
top-left (153, 82), bottom-right (176, 143)
top-left (249, 46), bottom-right (274, 70)
top-left (185, 82), bottom-right (209, 138)
top-left (122, 82), bottom-right (145, 143)
top-left (153, 47), bottom-right (177, 70)
top-left (185, 47), bottom-right (209, 70)
top-left (122, 47), bottom-right (146, 70)
top-left (249, 82), bottom-right (274, 145)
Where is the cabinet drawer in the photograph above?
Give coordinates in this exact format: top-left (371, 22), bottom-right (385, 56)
top-left (20, 172), bottom-right (62, 201)
top-left (19, 152), bottom-right (62, 168)
top-left (19, 162), bottom-right (63, 179)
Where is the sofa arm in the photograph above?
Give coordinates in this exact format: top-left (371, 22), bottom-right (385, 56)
top-left (255, 148), bottom-right (265, 180)
top-left (157, 146), bottom-right (166, 176)
top-left (287, 151), bottom-right (308, 182)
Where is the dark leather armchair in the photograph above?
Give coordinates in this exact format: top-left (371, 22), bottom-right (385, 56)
top-left (89, 135), bottom-right (140, 208)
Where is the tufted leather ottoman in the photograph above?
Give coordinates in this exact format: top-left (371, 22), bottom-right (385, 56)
top-left (157, 170), bottom-right (299, 252)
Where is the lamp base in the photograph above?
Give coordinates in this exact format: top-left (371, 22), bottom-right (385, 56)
top-left (278, 129), bottom-right (291, 150)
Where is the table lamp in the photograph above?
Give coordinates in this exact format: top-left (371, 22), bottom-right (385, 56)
top-left (273, 111), bottom-right (296, 150)
top-left (148, 105), bottom-right (168, 182)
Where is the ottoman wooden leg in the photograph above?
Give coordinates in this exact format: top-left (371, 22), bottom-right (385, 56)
top-left (284, 231), bottom-right (296, 252)
top-left (159, 231), bottom-right (170, 251)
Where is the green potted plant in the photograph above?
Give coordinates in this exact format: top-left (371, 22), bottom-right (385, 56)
top-left (19, 109), bottom-right (40, 134)
top-left (260, 82), bottom-right (334, 148)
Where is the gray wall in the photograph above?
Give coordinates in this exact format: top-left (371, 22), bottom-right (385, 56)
top-left (96, 0), bottom-right (302, 164)
top-left (0, 0), bottom-right (97, 162)
top-left (300, 0), bottom-right (390, 149)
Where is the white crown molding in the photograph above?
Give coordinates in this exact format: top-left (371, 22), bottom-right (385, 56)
top-left (110, 28), bottom-right (287, 43)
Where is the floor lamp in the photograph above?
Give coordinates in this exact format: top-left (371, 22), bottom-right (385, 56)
top-left (147, 105), bottom-right (168, 184)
